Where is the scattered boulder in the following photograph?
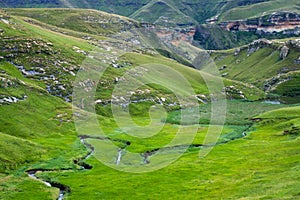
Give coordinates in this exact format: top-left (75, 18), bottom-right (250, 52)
top-left (287, 39), bottom-right (300, 49)
top-left (69, 71), bottom-right (76, 76)
top-left (1, 18), bottom-right (9, 24)
top-left (0, 95), bottom-right (27, 105)
top-left (234, 48), bottom-right (240, 56)
top-left (219, 65), bottom-right (227, 71)
top-left (0, 28), bottom-right (4, 36)
top-left (112, 63), bottom-right (120, 68)
top-left (221, 72), bottom-right (228, 77)
top-left (223, 85), bottom-right (245, 99)
top-left (95, 99), bottom-right (102, 104)
top-left (294, 56), bottom-right (300, 64)
top-left (279, 67), bottom-right (289, 73)
top-left (247, 46), bottom-right (259, 56)
top-left (73, 46), bottom-right (87, 55)
top-left (247, 39), bottom-right (272, 56)
top-left (280, 46), bottom-right (289, 59)
top-left (263, 74), bottom-right (291, 92)
top-left (195, 94), bottom-right (208, 104)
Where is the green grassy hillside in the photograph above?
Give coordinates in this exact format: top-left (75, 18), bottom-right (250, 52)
top-left (219, 0), bottom-right (300, 21)
top-left (1, 0), bottom-right (279, 24)
top-left (4, 1), bottom-right (300, 50)
top-left (194, 24), bottom-right (260, 50)
top-left (129, 0), bottom-right (197, 26)
top-left (211, 39), bottom-right (300, 102)
top-left (0, 8), bottom-right (300, 200)
top-left (6, 8), bottom-right (139, 36)
top-left (0, 62), bottom-right (87, 199)
top-left (193, 23), bottom-right (300, 50)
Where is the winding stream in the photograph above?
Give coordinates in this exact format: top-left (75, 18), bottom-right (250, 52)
top-left (263, 100), bottom-right (281, 105)
top-left (116, 149), bottom-right (123, 165)
top-left (26, 128), bottom-right (248, 199)
top-left (26, 137), bottom-right (94, 200)
top-left (27, 171), bottom-right (51, 187)
top-left (26, 169), bottom-right (71, 200)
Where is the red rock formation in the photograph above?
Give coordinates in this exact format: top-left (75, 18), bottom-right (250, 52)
top-left (219, 12), bottom-right (300, 34)
top-left (146, 25), bottom-right (196, 45)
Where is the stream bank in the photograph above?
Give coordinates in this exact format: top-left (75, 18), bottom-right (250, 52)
top-left (26, 138), bottom-right (94, 200)
top-left (26, 127), bottom-right (249, 199)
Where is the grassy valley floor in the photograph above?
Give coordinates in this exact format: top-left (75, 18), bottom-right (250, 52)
top-left (0, 8), bottom-right (300, 200)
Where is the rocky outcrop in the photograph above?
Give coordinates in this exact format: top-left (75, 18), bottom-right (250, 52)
top-left (287, 39), bottom-right (300, 49)
top-left (295, 56), bottom-right (300, 64)
top-left (151, 26), bottom-right (196, 45)
top-left (0, 76), bottom-right (20, 88)
top-left (0, 36), bottom-right (79, 102)
top-left (264, 74), bottom-right (291, 92)
top-left (0, 95), bottom-right (27, 105)
top-left (219, 12), bottom-right (300, 35)
top-left (223, 85), bottom-right (245, 99)
top-left (79, 13), bottom-right (139, 33)
top-left (247, 39), bottom-right (272, 56)
top-left (280, 46), bottom-right (289, 59)
top-left (234, 48), bottom-right (240, 56)
top-left (0, 75), bottom-right (28, 105)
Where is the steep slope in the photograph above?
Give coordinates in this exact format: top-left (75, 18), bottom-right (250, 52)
top-left (0, 0), bottom-right (274, 24)
top-left (0, 0), bottom-right (150, 17)
top-left (219, 0), bottom-right (300, 21)
top-left (6, 8), bottom-right (140, 36)
top-left (2, 8), bottom-right (265, 103)
top-left (0, 9), bottom-right (96, 199)
top-left (210, 38), bottom-right (300, 102)
top-left (3, 0), bottom-right (300, 50)
top-left (195, 11), bottom-right (300, 50)
top-left (129, 0), bottom-right (197, 26)
top-left (0, 59), bottom-right (88, 200)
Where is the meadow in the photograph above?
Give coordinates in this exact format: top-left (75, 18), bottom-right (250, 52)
top-left (0, 8), bottom-right (300, 199)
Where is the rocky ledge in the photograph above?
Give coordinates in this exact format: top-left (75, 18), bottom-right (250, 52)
top-left (219, 12), bottom-right (300, 35)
